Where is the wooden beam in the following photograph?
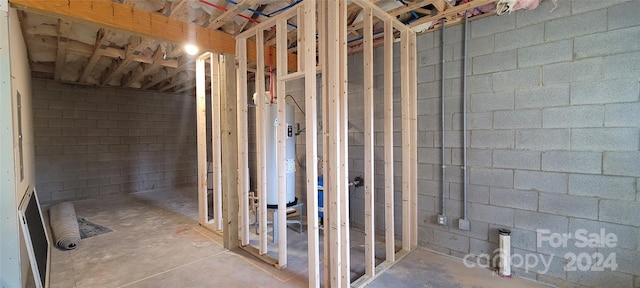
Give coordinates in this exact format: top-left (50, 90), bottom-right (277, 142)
top-left (391, 0), bottom-right (438, 17)
top-left (275, 18), bottom-right (288, 268)
top-left (348, 0), bottom-right (413, 35)
top-left (208, 0), bottom-right (257, 29)
top-left (102, 37), bottom-right (154, 85)
top-left (237, 8), bottom-right (296, 39)
top-left (383, 19), bottom-right (395, 264)
top-left (174, 82), bottom-right (197, 94)
top-left (236, 3), bottom-right (262, 35)
top-left (211, 53), bottom-right (224, 231)
top-left (54, 19), bottom-right (72, 81)
top-left (279, 71), bottom-right (304, 82)
top-left (414, 7), bottom-right (433, 14)
top-left (31, 62), bottom-right (55, 74)
top-left (352, 0), bottom-right (411, 32)
top-left (302, 0), bottom-right (320, 286)
top-left (296, 6), bottom-right (304, 72)
top-left (79, 29), bottom-right (116, 83)
top-left (142, 58), bottom-right (194, 89)
top-left (339, 0), bottom-right (350, 285)
top-left (327, 0), bottom-right (343, 286)
top-left (362, 5), bottom-right (375, 279)
top-left (26, 34), bottom-right (178, 67)
top-left (221, 53), bottom-right (239, 250)
top-left (318, 0), bottom-right (331, 285)
top-left (166, 0), bottom-right (189, 16)
top-left (409, 31), bottom-right (418, 249)
top-left (123, 46), bottom-right (166, 87)
top-left (159, 72), bottom-right (195, 92)
top-left (401, 30), bottom-right (411, 252)
top-left (409, 0), bottom-right (495, 28)
top-left (9, 0), bottom-right (297, 71)
top-left (205, 0), bottom-right (229, 23)
top-left (236, 37), bottom-right (250, 246)
top-left (196, 55), bottom-right (208, 225)
top-left (254, 30), bottom-right (268, 254)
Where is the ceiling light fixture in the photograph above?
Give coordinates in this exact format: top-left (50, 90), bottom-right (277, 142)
top-left (184, 44), bottom-right (199, 56)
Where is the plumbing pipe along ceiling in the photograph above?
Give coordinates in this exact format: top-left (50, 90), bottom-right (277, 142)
top-left (13, 0), bottom-right (551, 92)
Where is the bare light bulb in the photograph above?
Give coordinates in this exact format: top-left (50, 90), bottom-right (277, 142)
top-left (184, 44), bottom-right (199, 56)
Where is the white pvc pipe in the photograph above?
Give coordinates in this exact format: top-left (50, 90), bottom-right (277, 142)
top-left (499, 229), bottom-right (512, 278)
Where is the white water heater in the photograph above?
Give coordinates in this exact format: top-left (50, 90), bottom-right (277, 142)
top-left (263, 103), bottom-right (296, 206)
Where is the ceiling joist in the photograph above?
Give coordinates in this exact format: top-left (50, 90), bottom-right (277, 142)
top-left (79, 29), bottom-right (117, 83)
top-left (9, 0), bottom-right (297, 71)
top-left (102, 37), bottom-right (155, 85)
top-left (53, 20), bottom-right (72, 81)
top-left (208, 0), bottom-right (259, 30)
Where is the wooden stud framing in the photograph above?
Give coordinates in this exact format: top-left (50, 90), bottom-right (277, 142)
top-left (237, 38), bottom-right (250, 246)
top-left (275, 18), bottom-right (288, 268)
top-left (302, 1), bottom-right (319, 286)
top-left (362, 5), bottom-right (375, 279)
top-left (401, 30), bottom-right (411, 252)
top-left (318, 0), bottom-right (331, 285)
top-left (409, 32), bottom-right (418, 248)
top-left (383, 19), bottom-right (395, 264)
top-left (221, 53), bottom-right (239, 250)
top-left (211, 53), bottom-right (223, 231)
top-left (338, 0), bottom-right (350, 285)
top-left (255, 30), bottom-right (268, 254)
top-left (196, 54), bottom-right (208, 226)
top-left (296, 6), bottom-right (304, 73)
top-left (326, 0), bottom-right (344, 286)
top-left (351, 0), bottom-right (407, 31)
top-left (232, 1), bottom-right (417, 286)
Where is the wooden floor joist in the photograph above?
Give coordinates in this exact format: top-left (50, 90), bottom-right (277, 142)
top-left (9, 0), bottom-right (298, 71)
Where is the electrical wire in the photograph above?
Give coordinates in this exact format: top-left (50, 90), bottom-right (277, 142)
top-left (285, 94), bottom-right (305, 116)
top-left (199, 0), bottom-right (261, 24)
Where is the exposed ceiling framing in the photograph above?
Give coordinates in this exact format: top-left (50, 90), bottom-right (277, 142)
top-left (9, 0), bottom-right (527, 93)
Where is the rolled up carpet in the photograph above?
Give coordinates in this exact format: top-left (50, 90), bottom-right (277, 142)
top-left (49, 202), bottom-right (80, 250)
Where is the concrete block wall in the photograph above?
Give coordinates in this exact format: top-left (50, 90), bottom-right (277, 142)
top-left (345, 1), bottom-right (640, 287)
top-left (32, 79), bottom-right (197, 204)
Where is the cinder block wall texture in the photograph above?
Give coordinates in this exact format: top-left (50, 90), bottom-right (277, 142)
top-left (32, 79), bottom-right (197, 204)
top-left (344, 1), bottom-right (639, 287)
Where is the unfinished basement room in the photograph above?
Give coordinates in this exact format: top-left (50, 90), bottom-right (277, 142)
top-left (1, 0), bottom-right (639, 287)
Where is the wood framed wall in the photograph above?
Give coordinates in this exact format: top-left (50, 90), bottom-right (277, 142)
top-left (196, 53), bottom-right (225, 235)
top-left (228, 1), bottom-right (417, 287)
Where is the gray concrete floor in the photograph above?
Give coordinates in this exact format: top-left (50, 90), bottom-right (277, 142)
top-left (46, 188), bottom-right (547, 288)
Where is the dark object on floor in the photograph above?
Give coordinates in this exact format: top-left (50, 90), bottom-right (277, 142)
top-left (49, 202), bottom-right (81, 250)
top-left (77, 217), bottom-right (113, 239)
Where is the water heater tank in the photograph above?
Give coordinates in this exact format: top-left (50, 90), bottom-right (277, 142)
top-left (263, 103), bottom-right (296, 206)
